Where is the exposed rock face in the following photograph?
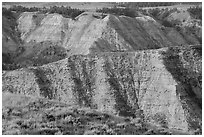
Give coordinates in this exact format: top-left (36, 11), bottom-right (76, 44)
top-left (24, 14), bottom-right (64, 43)
top-left (2, 9), bottom-right (202, 134)
top-left (161, 8), bottom-right (201, 44)
top-left (135, 16), bottom-right (187, 46)
top-left (16, 12), bottom-right (198, 55)
top-left (17, 12), bottom-right (37, 40)
top-left (2, 46), bottom-right (202, 132)
top-left (3, 11), bottom-right (201, 70)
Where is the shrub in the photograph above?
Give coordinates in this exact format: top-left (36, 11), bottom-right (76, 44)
top-left (117, 2), bottom-right (176, 8)
top-left (187, 6), bottom-right (202, 20)
top-left (152, 113), bottom-right (168, 128)
top-left (96, 6), bottom-right (138, 17)
top-left (48, 6), bottom-right (84, 19)
top-left (4, 5), bottom-right (84, 20)
top-left (162, 20), bottom-right (174, 27)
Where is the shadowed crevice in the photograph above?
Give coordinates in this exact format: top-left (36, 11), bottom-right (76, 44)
top-left (67, 56), bottom-right (95, 108)
top-left (31, 68), bottom-right (55, 99)
top-left (161, 46), bottom-right (202, 131)
top-left (103, 56), bottom-right (138, 117)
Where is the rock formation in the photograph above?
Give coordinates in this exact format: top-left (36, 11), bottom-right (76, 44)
top-left (17, 12), bottom-right (198, 54)
top-left (2, 45), bottom-right (202, 133)
top-left (3, 11), bottom-right (201, 69)
top-left (2, 5), bottom-right (202, 134)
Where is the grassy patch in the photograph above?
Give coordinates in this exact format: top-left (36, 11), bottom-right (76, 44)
top-left (3, 94), bottom-right (178, 135)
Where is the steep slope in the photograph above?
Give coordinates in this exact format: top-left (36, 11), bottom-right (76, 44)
top-left (135, 16), bottom-right (187, 46)
top-left (3, 92), bottom-right (193, 135)
top-left (151, 7), bottom-right (201, 44)
top-left (3, 11), bottom-right (201, 70)
top-left (2, 11), bottom-right (68, 70)
top-left (2, 13), bottom-right (21, 54)
top-left (24, 13), bottom-right (64, 43)
top-left (17, 12), bottom-right (196, 55)
top-left (168, 9), bottom-right (201, 44)
top-left (17, 12), bottom-right (37, 40)
top-left (2, 10), bottom-right (25, 70)
top-left (2, 46), bottom-right (202, 133)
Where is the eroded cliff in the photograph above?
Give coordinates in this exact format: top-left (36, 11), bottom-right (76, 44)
top-left (3, 11), bottom-right (201, 70)
top-left (18, 12), bottom-right (194, 54)
top-left (2, 45), bottom-right (202, 133)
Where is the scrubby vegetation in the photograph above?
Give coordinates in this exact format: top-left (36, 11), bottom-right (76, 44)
top-left (3, 7), bottom-right (17, 18)
top-left (23, 42), bottom-right (67, 66)
top-left (161, 46), bottom-right (202, 108)
top-left (3, 5), bottom-right (84, 19)
top-left (2, 7), bottom-right (21, 42)
top-left (161, 46), bottom-right (202, 133)
top-left (47, 6), bottom-right (84, 19)
top-left (187, 6), bottom-right (202, 20)
top-left (96, 6), bottom-right (138, 17)
top-left (147, 7), bottom-right (179, 27)
top-left (3, 94), bottom-right (181, 135)
top-left (2, 6), bottom-right (25, 70)
top-left (67, 57), bottom-right (96, 108)
top-left (3, 42), bottom-right (68, 70)
top-left (3, 6), bottom-right (70, 70)
top-left (2, 48), bottom-right (202, 135)
top-left (9, 5), bottom-right (41, 12)
top-left (147, 5), bottom-right (202, 23)
top-left (161, 46), bottom-right (201, 92)
top-left (31, 68), bottom-right (55, 100)
top-left (117, 2), bottom-right (177, 8)
top-left (2, 49), bottom-right (24, 70)
top-left (144, 7), bottom-right (202, 44)
top-left (103, 55), bottom-right (139, 117)
top-left (149, 8), bottom-right (178, 19)
top-left (117, 2), bottom-right (201, 8)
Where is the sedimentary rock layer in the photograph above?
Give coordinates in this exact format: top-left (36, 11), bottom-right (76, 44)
top-left (2, 46), bottom-right (201, 132)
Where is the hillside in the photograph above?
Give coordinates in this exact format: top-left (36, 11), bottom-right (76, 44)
top-left (2, 3), bottom-right (202, 135)
top-left (2, 11), bottom-right (201, 70)
top-left (19, 11), bottom-right (200, 52)
top-left (2, 92), bottom-right (193, 135)
top-left (2, 46), bottom-right (202, 134)
top-left (145, 5), bottom-right (202, 44)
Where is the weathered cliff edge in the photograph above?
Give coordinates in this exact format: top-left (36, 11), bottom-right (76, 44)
top-left (18, 12), bottom-right (200, 54)
top-left (3, 12), bottom-right (201, 70)
top-left (2, 46), bottom-right (202, 132)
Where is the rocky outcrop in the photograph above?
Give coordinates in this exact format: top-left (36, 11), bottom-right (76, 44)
top-left (3, 11), bottom-right (201, 70)
top-left (16, 12), bottom-right (198, 55)
top-left (2, 46), bottom-right (202, 133)
top-left (17, 12), bottom-right (37, 40)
